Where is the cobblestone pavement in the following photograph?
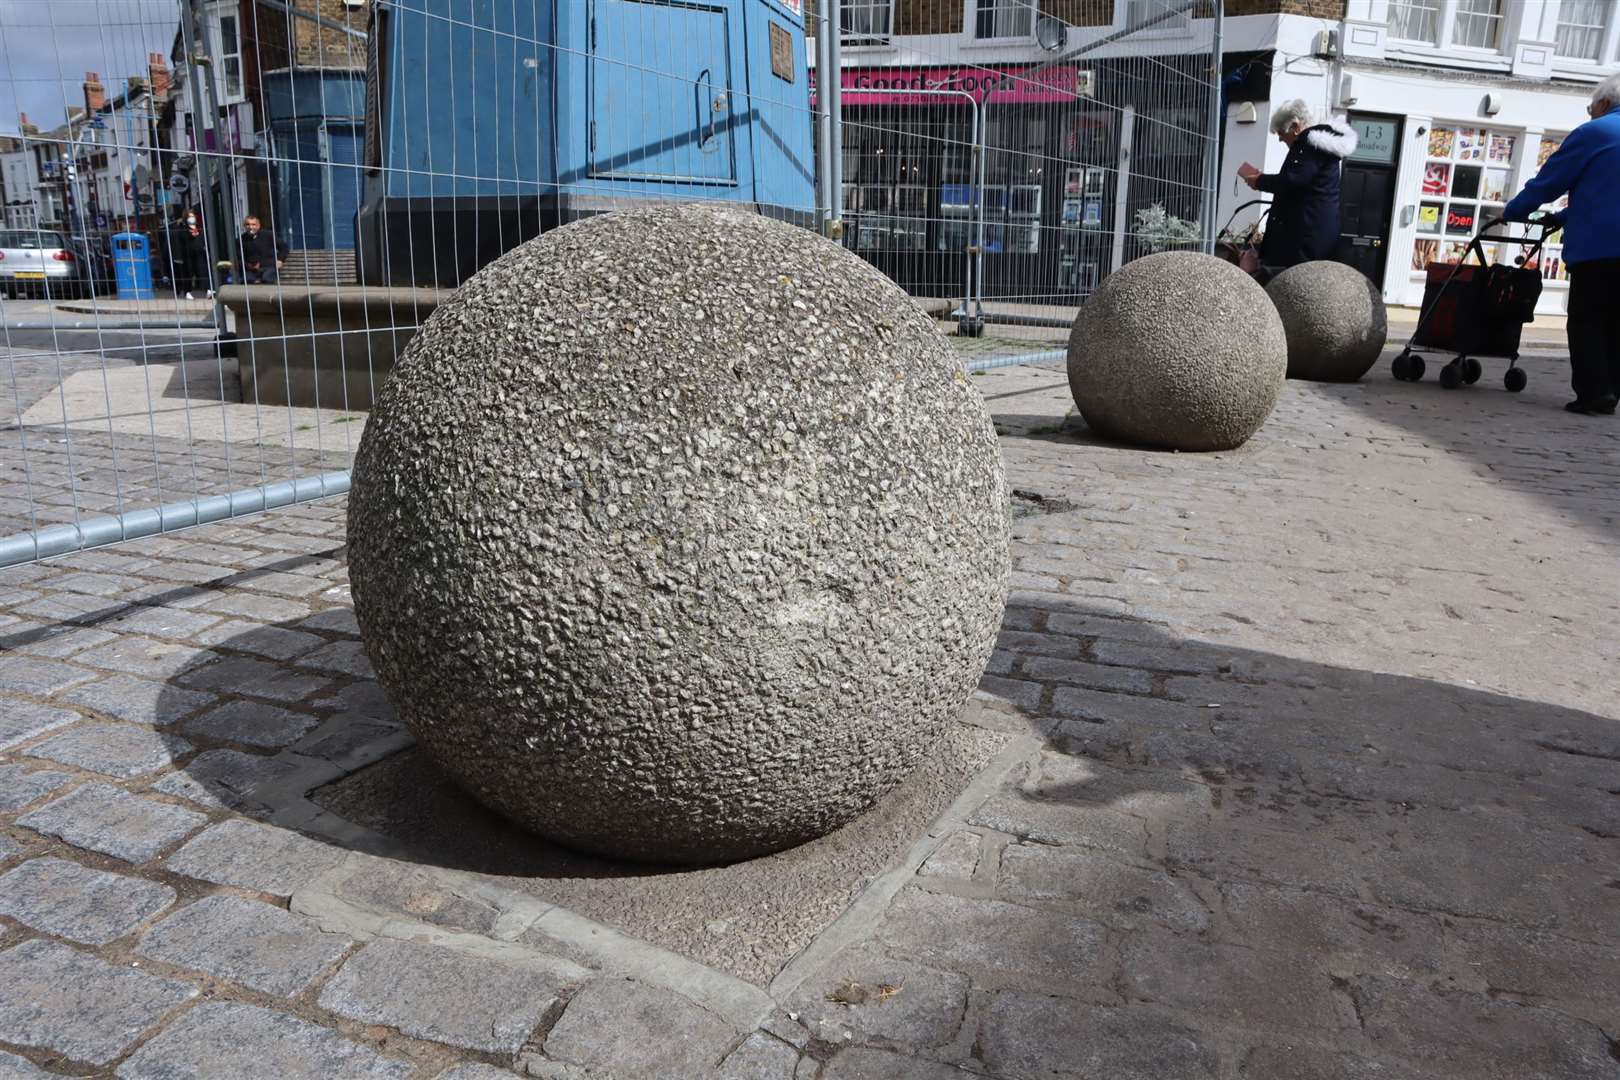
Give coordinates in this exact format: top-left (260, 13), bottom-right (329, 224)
top-left (0, 339), bottom-right (1617, 1078)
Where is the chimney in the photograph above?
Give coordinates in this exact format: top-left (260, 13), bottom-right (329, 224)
top-left (83, 71), bottom-right (106, 115)
top-left (148, 53), bottom-right (171, 99)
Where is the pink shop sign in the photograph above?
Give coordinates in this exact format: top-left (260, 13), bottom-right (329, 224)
top-left (811, 65), bottom-right (1085, 107)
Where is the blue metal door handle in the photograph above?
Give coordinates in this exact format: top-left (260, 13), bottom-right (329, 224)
top-left (696, 68), bottom-right (723, 151)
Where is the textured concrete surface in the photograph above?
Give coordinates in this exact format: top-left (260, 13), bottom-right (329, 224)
top-left (0, 326), bottom-right (1617, 1078)
top-left (311, 721), bottom-right (1009, 985)
top-left (348, 204), bottom-right (1010, 863)
top-left (1267, 260), bottom-right (1389, 382)
top-left (1066, 252), bottom-right (1287, 451)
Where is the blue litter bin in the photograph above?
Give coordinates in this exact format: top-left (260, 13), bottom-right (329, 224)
top-left (111, 232), bottom-right (154, 299)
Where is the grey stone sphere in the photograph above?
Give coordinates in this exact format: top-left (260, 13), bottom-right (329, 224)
top-left (348, 203), bottom-right (1010, 865)
top-left (1265, 260), bottom-right (1388, 382)
top-left (1066, 252), bottom-right (1287, 452)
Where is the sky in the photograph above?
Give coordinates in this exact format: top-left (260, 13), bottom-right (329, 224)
top-left (0, 0), bottom-right (178, 135)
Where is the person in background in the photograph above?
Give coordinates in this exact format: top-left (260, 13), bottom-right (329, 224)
top-left (1504, 74), bottom-right (1620, 416)
top-left (180, 209), bottom-right (212, 300)
top-left (1236, 100), bottom-right (1358, 280)
top-left (235, 214), bottom-right (286, 285)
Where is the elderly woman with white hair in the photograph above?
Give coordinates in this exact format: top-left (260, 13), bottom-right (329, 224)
top-left (1236, 99), bottom-right (1358, 277)
top-left (1504, 74), bottom-right (1620, 415)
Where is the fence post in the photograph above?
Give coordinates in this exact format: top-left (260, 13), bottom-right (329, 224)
top-left (825, 0), bottom-right (843, 241)
top-left (1202, 0), bottom-right (1225, 253)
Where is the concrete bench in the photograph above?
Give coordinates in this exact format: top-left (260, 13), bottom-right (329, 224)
top-left (217, 284), bottom-right (448, 410)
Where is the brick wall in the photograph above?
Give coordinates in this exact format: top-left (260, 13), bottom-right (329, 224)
top-left (1224, 0), bottom-right (1346, 16)
top-left (291, 0), bottom-right (368, 70)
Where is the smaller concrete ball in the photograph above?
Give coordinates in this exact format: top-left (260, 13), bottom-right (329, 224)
top-left (1266, 261), bottom-right (1388, 383)
top-left (1066, 252), bottom-right (1287, 452)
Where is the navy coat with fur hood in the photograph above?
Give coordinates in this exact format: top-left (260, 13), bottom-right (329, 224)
top-left (1257, 120), bottom-right (1358, 269)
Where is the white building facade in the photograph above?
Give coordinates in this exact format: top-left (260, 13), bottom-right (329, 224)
top-left (1223, 0), bottom-right (1616, 315)
top-left (816, 0), bottom-right (1612, 314)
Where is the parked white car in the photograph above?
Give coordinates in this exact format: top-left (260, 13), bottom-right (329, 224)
top-left (0, 229), bottom-right (79, 298)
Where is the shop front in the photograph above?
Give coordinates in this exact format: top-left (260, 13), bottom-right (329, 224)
top-left (820, 54), bottom-right (1210, 305)
top-left (1234, 60), bottom-right (1593, 316)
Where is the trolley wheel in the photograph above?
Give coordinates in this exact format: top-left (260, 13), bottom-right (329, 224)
top-left (1504, 367), bottom-right (1528, 393)
top-left (1461, 357), bottom-right (1483, 385)
top-left (1407, 355), bottom-right (1426, 382)
top-left (1439, 362), bottom-right (1462, 390)
top-left (1392, 352), bottom-right (1412, 381)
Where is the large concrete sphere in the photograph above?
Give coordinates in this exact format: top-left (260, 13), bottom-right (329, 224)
top-left (1066, 252), bottom-right (1287, 452)
top-left (348, 204), bottom-right (1010, 865)
top-left (1266, 261), bottom-right (1388, 382)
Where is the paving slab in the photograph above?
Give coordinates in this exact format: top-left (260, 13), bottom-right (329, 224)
top-left (0, 701), bottom-right (80, 750)
top-left (715, 1032), bottom-right (799, 1080)
top-left (152, 748), bottom-right (303, 811)
top-left (873, 888), bottom-right (1109, 992)
top-left (0, 856), bottom-right (176, 944)
top-left (72, 637), bottom-right (217, 680)
top-left (179, 698), bottom-right (321, 748)
top-left (163, 818), bottom-right (346, 897)
top-left (0, 939), bottom-right (197, 1065)
top-left (136, 894), bottom-right (351, 996)
top-left (25, 722), bottom-right (194, 778)
top-left (318, 938), bottom-right (577, 1054)
top-left (191, 619), bottom-right (325, 659)
top-left (0, 1050), bottom-right (55, 1078)
top-left (116, 1001), bottom-right (412, 1079)
top-left (58, 673), bottom-right (217, 726)
top-left (0, 656), bottom-right (98, 696)
top-left (975, 992), bottom-right (1222, 1079)
top-left (176, 655), bottom-right (333, 703)
top-left (18, 782), bottom-right (207, 863)
top-left (543, 977), bottom-right (738, 1078)
top-left (295, 639), bottom-right (375, 678)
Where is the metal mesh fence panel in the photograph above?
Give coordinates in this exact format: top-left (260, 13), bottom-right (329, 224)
top-left (0, 0), bottom-right (1221, 565)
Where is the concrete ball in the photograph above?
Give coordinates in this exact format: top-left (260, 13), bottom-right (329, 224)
top-left (347, 204), bottom-right (1010, 865)
top-left (1066, 252), bottom-right (1287, 452)
top-left (1266, 260), bottom-right (1388, 382)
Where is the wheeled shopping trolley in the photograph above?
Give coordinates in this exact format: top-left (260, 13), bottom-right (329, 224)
top-left (1391, 218), bottom-right (1556, 392)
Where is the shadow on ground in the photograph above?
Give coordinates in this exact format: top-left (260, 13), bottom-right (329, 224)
top-left (127, 580), bottom-right (1620, 1073)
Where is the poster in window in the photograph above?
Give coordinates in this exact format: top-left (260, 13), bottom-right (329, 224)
top-left (1441, 240), bottom-right (1472, 263)
top-left (1451, 164), bottom-right (1482, 200)
top-left (1416, 202), bottom-right (1443, 234)
top-left (1487, 133), bottom-right (1516, 164)
top-left (1064, 168), bottom-right (1083, 196)
top-left (1537, 136), bottom-right (1563, 170)
top-left (1445, 204), bottom-right (1477, 235)
top-left (1422, 162), bottom-right (1450, 196)
top-left (1455, 128), bottom-right (1484, 161)
top-left (1412, 238), bottom-right (1440, 270)
top-left (1428, 126), bottom-right (1456, 159)
top-left (1480, 168), bottom-right (1509, 203)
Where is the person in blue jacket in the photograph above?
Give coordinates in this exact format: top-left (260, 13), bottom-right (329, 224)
top-left (1504, 74), bottom-right (1620, 415)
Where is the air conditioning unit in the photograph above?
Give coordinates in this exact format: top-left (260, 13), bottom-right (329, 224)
top-left (1312, 29), bottom-right (1340, 59)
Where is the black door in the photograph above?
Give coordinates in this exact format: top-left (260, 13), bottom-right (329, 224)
top-left (1335, 114), bottom-right (1402, 284)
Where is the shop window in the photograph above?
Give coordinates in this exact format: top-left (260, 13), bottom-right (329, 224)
top-left (1522, 134), bottom-right (1571, 284)
top-left (1410, 124), bottom-right (1515, 272)
top-left (975, 0), bottom-right (1033, 40)
top-left (1554, 0), bottom-right (1610, 61)
top-left (842, 0), bottom-right (893, 46)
